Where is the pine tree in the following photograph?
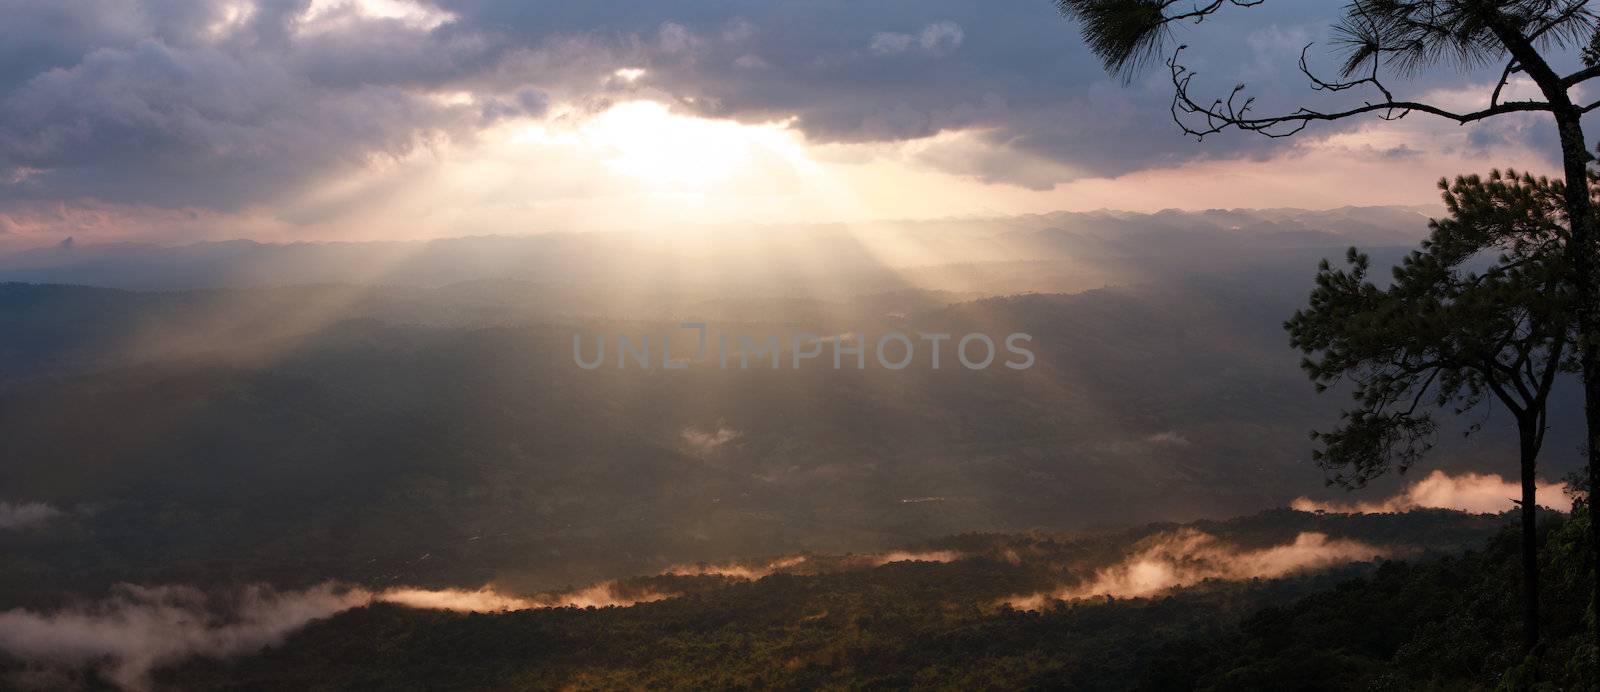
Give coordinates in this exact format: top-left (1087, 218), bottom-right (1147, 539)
top-left (1059, 0), bottom-right (1600, 654)
top-left (1287, 169), bottom-right (1576, 651)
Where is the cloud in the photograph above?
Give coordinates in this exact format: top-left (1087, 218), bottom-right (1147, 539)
top-left (0, 33), bottom-right (507, 210)
top-left (867, 550), bottom-right (963, 566)
top-left (0, 583), bottom-right (369, 690)
top-left (732, 53), bottom-right (768, 69)
top-left (656, 21), bottom-right (698, 54)
top-left (1143, 431), bottom-right (1192, 447)
top-left (0, 500), bottom-right (62, 530)
top-left (1004, 529), bottom-right (1387, 610)
top-left (0, 579), bottom-right (677, 689)
top-left (483, 1), bottom-right (1519, 183)
top-left (870, 22), bottom-right (963, 56)
top-left (670, 550), bottom-right (962, 575)
top-left (375, 582), bottom-right (673, 612)
top-left (869, 32), bottom-right (915, 55)
top-left (0, 0), bottom-right (1563, 240)
top-left (374, 586), bottom-right (533, 612)
top-left (375, 549), bottom-right (958, 615)
top-left (918, 21), bottom-right (964, 52)
top-left (1098, 430), bottom-right (1195, 455)
top-left (665, 555), bottom-right (807, 580)
top-left (1292, 470), bottom-right (1573, 515)
top-left (680, 425), bottom-right (741, 457)
top-left (0, 0), bottom-right (516, 211)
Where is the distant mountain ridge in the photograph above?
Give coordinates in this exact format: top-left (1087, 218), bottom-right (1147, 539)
top-left (0, 206), bottom-right (1431, 290)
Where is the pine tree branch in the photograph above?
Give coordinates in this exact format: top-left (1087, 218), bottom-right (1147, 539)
top-left (1492, 59), bottom-right (1522, 108)
top-left (1564, 63), bottom-right (1600, 87)
top-left (1168, 46), bottom-right (1555, 139)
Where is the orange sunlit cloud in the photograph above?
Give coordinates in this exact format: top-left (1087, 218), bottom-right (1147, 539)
top-left (1293, 470), bottom-right (1574, 515)
top-left (1003, 529), bottom-right (1389, 611)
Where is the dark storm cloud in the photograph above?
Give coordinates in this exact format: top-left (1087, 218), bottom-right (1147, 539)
top-left (436, 1), bottom-right (1421, 176)
top-left (0, 0), bottom-right (535, 210)
top-left (0, 0), bottom-right (1559, 212)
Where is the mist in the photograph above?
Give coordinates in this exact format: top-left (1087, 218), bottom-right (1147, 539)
top-left (665, 555), bottom-right (809, 580)
top-left (375, 582), bottom-right (674, 612)
top-left (0, 584), bottom-right (369, 691)
top-left (0, 501), bottom-right (60, 530)
top-left (1292, 470), bottom-right (1574, 515)
top-left (1004, 529), bottom-right (1390, 610)
top-left (0, 579), bottom-right (689, 689)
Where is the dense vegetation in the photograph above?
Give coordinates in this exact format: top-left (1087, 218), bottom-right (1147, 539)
top-left (102, 508), bottom-right (1587, 690)
top-left (1158, 509), bottom-right (1596, 690)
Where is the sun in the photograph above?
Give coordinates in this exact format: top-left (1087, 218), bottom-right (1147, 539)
top-left (579, 101), bottom-right (804, 186)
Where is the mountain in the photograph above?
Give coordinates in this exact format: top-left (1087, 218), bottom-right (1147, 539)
top-left (0, 206), bottom-right (1430, 291)
top-left (0, 270), bottom-right (1583, 608)
top-left (5, 204), bottom-right (1589, 690)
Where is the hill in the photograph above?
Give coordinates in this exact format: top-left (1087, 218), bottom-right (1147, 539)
top-left (4, 507), bottom-right (1573, 690)
top-left (123, 509), bottom-right (1600, 690)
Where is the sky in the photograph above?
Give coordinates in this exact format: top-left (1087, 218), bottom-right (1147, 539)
top-left (0, 0), bottom-right (1583, 249)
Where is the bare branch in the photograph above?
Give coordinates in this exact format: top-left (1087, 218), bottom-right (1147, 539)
top-left (1167, 46), bottom-right (1555, 140)
top-left (1492, 59), bottom-right (1521, 108)
top-left (1153, 0), bottom-right (1265, 25)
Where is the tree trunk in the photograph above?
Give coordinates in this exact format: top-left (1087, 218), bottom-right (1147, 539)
top-left (1488, 16), bottom-right (1600, 653)
top-left (1519, 422), bottom-right (1542, 653)
top-left (1550, 108), bottom-right (1600, 660)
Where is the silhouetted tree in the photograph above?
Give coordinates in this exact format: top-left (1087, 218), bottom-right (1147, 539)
top-left (1059, 0), bottom-right (1600, 651)
top-left (1287, 170), bottom-right (1575, 651)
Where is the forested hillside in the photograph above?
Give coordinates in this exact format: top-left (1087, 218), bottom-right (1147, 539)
top-left (2, 273), bottom-right (1577, 607)
top-left (108, 508), bottom-right (1587, 691)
